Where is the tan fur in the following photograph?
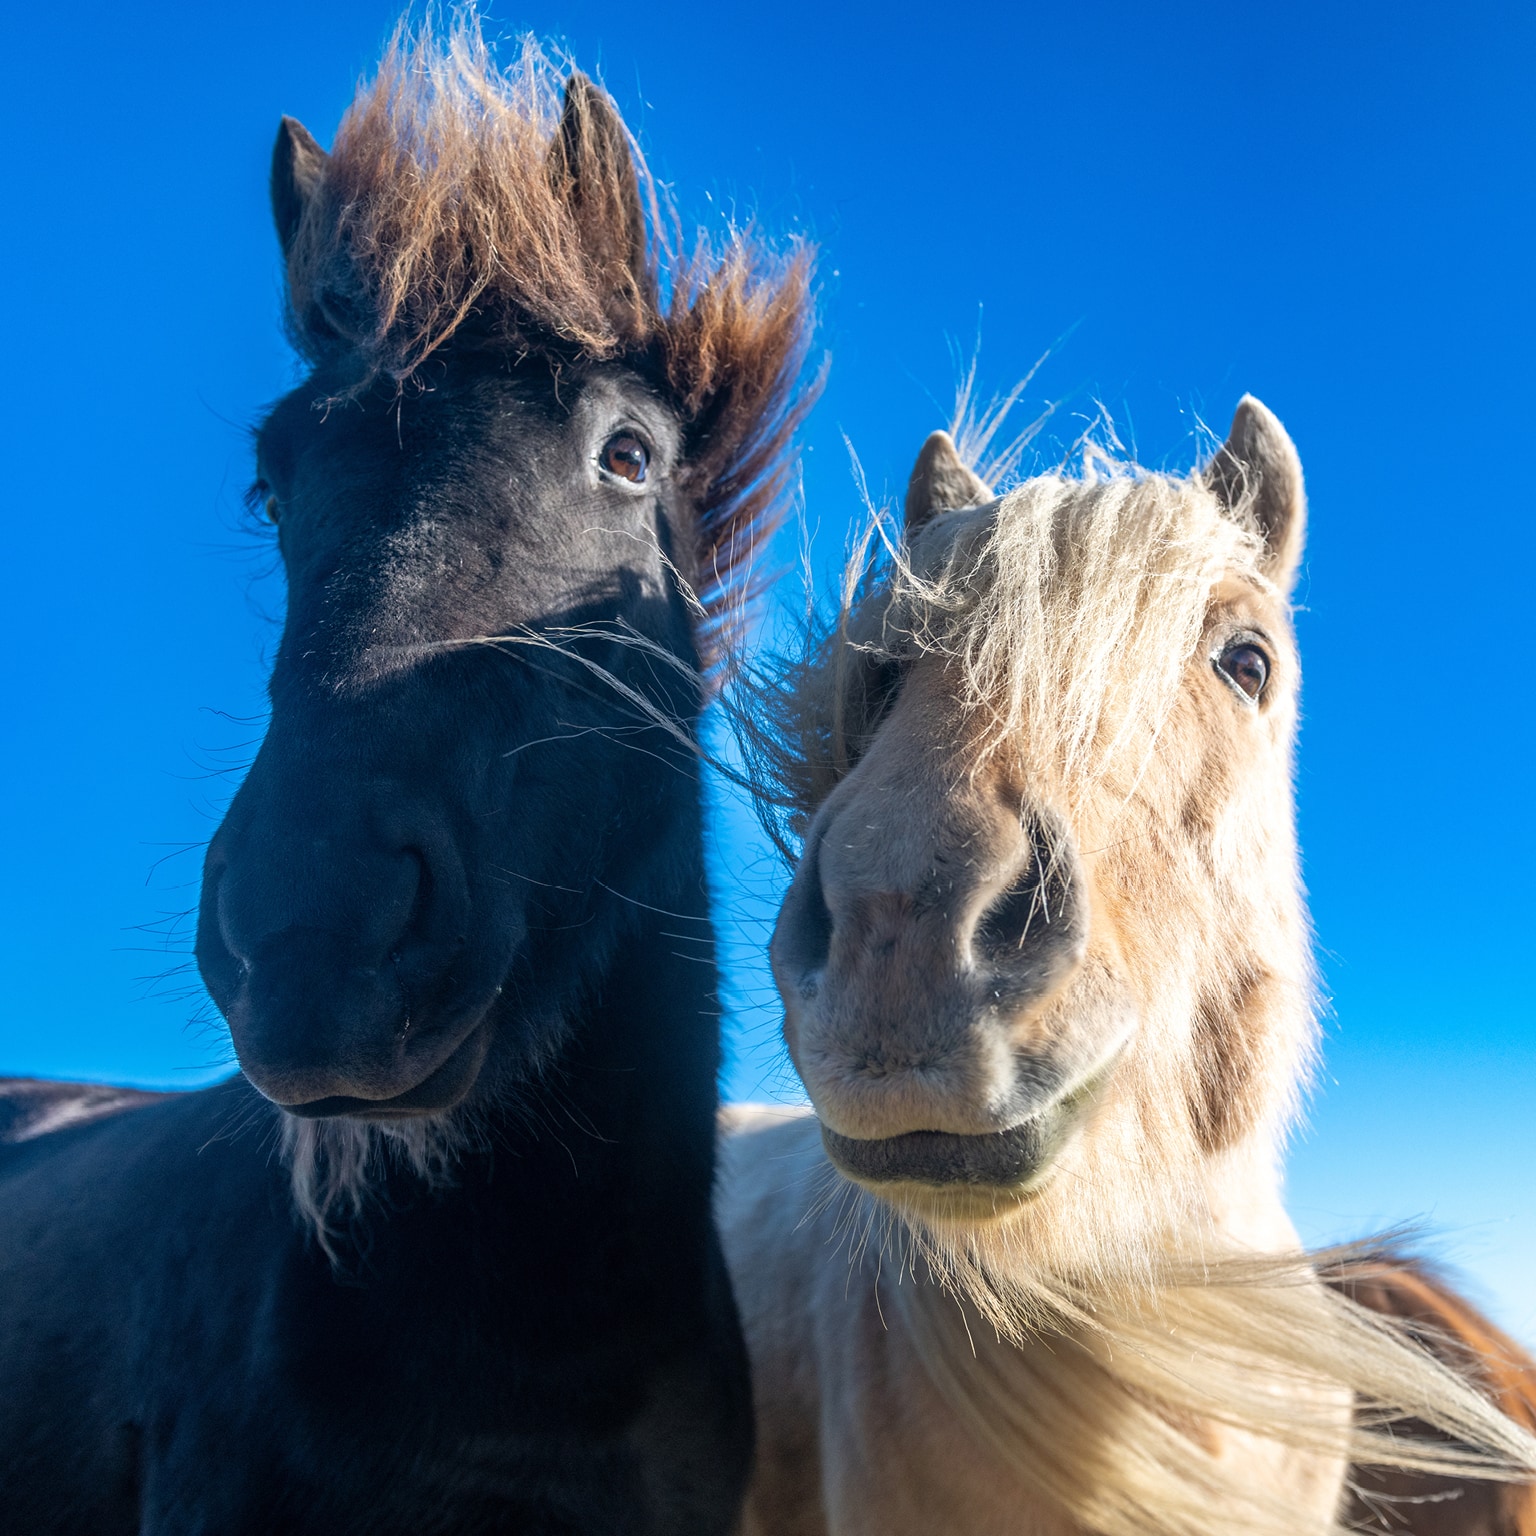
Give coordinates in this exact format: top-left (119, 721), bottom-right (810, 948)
top-left (904, 428), bottom-right (993, 534)
top-left (722, 1113), bottom-right (1364, 1536)
top-left (719, 399), bottom-right (1536, 1535)
top-left (280, 13), bottom-right (814, 659)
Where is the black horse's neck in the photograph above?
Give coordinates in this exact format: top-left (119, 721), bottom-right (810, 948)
top-left (503, 814), bottom-right (721, 1220)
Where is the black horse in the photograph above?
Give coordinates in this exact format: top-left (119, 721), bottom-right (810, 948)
top-left (0, 26), bottom-right (811, 1534)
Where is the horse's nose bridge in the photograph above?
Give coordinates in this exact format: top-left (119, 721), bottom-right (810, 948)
top-left (830, 888), bottom-right (957, 994)
top-left (830, 898), bottom-right (980, 1049)
top-left (276, 531), bottom-right (470, 695)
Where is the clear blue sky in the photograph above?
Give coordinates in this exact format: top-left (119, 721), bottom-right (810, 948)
top-left (3, 1), bottom-right (1530, 1335)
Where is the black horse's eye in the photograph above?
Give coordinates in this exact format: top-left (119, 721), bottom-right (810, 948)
top-left (245, 479), bottom-right (280, 524)
top-left (1216, 640), bottom-right (1270, 701)
top-left (600, 433), bottom-right (649, 484)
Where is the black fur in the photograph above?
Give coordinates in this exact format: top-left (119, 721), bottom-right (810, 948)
top-left (0, 345), bottom-right (753, 1531)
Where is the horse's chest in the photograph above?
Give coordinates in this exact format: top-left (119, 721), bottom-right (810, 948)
top-left (818, 1322), bottom-right (1077, 1536)
top-left (124, 1248), bottom-right (731, 1535)
top-left (742, 1269), bottom-right (1077, 1536)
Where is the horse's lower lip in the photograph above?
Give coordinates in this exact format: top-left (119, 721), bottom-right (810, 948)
top-left (821, 1114), bottom-right (1064, 1188)
top-left (279, 1022), bottom-right (491, 1120)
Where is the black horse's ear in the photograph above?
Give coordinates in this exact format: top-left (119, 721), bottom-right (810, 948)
top-left (271, 116), bottom-right (328, 257)
top-left (904, 430), bottom-right (993, 536)
top-left (1204, 395), bottom-right (1307, 590)
top-left (549, 73), bottom-right (650, 303)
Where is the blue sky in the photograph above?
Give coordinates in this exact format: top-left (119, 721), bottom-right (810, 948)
top-left (3, 0), bottom-right (1530, 1334)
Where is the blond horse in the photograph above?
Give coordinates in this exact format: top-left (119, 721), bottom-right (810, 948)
top-left (718, 399), bottom-right (1536, 1535)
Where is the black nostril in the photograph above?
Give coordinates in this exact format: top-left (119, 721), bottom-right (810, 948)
top-left (383, 835), bottom-right (470, 1028)
top-left (399, 847), bottom-right (431, 946)
top-left (385, 847), bottom-right (436, 982)
top-left (194, 853), bottom-right (247, 1010)
top-left (774, 837), bottom-right (833, 997)
top-left (974, 871), bottom-right (1053, 957)
top-left (972, 821), bottom-right (1078, 962)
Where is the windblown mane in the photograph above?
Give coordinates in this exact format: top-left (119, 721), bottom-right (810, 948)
top-left (744, 448), bottom-right (1270, 850)
top-left (282, 16), bottom-right (814, 659)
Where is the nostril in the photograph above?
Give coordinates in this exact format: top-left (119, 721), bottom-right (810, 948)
top-left (387, 847), bottom-right (435, 976)
top-left (386, 837), bottom-right (470, 1024)
top-left (974, 866), bottom-right (1055, 957)
top-left (774, 838), bottom-right (833, 997)
top-left (194, 855), bottom-right (250, 1008)
top-left (970, 817), bottom-right (1084, 968)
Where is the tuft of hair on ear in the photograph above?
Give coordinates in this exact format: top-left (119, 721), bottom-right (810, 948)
top-left (270, 116), bottom-right (328, 259)
top-left (1204, 395), bottom-right (1307, 590)
top-left (546, 72), bottom-right (654, 330)
top-left (905, 429), bottom-right (994, 536)
top-left (273, 14), bottom-right (817, 669)
top-left (660, 242), bottom-right (819, 663)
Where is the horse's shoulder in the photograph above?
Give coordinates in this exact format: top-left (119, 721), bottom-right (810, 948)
top-left (0, 1077), bottom-right (170, 1144)
top-left (717, 1099), bottom-right (816, 1140)
top-left (714, 1103), bottom-right (860, 1316)
top-left (716, 1102), bottom-right (819, 1215)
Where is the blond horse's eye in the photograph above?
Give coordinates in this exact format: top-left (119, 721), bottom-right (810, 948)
top-left (600, 433), bottom-right (649, 484)
top-left (1217, 641), bottom-right (1270, 701)
top-left (264, 495), bottom-right (280, 524)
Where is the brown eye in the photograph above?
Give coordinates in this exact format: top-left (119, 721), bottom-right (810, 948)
top-left (245, 478), bottom-right (280, 524)
top-left (600, 433), bottom-right (649, 484)
top-left (1216, 641), bottom-right (1270, 701)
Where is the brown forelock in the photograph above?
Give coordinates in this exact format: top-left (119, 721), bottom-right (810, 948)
top-left (280, 21), bottom-right (815, 666)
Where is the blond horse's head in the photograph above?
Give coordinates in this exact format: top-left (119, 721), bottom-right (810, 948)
top-left (770, 397), bottom-right (1310, 1269)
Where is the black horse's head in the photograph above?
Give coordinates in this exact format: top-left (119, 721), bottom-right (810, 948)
top-left (196, 36), bottom-right (811, 1122)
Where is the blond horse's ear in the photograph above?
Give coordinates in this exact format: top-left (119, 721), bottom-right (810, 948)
top-left (905, 430), bottom-right (993, 536)
top-left (271, 117), bottom-right (328, 258)
top-left (1205, 396), bottom-right (1307, 590)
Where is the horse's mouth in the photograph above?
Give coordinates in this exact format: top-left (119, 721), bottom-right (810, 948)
top-left (818, 1051), bottom-right (1119, 1213)
top-left (279, 1020), bottom-right (491, 1121)
top-left (822, 1115), bottom-right (1063, 1188)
